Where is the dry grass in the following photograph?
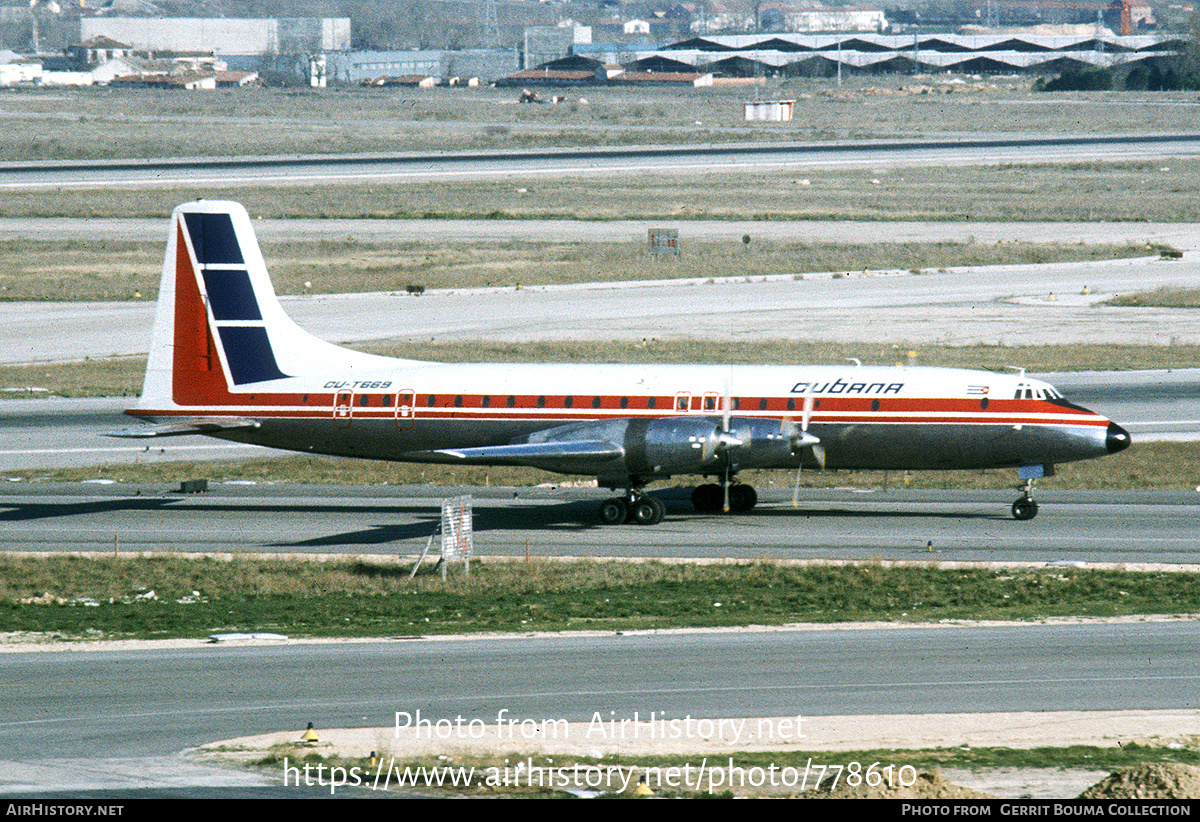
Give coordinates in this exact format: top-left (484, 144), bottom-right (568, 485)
top-left (0, 356), bottom-right (144, 397)
top-left (1, 83), bottom-right (1197, 230)
top-left (4, 160), bottom-right (1200, 224)
top-left (0, 235), bottom-right (1153, 302)
top-left (360, 339), bottom-right (1200, 371)
top-left (5, 82), bottom-right (1200, 163)
top-left (1104, 286), bottom-right (1200, 308)
top-left (0, 239), bottom-right (160, 302)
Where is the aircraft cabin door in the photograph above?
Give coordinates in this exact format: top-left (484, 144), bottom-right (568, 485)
top-left (395, 389), bottom-right (415, 430)
top-left (333, 389), bottom-right (353, 429)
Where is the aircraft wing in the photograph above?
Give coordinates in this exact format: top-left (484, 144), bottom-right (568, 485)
top-left (426, 440), bottom-right (624, 465)
top-left (103, 418), bottom-right (262, 438)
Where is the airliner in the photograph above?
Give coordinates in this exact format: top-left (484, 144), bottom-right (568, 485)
top-left (110, 200), bottom-right (1131, 525)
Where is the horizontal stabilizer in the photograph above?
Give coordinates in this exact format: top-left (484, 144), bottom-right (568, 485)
top-left (426, 440), bottom-right (623, 465)
top-left (103, 418), bottom-right (261, 438)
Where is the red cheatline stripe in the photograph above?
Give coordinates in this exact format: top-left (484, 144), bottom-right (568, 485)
top-left (128, 407), bottom-right (1109, 427)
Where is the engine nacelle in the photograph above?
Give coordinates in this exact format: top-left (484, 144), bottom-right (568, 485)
top-left (636, 416), bottom-right (729, 474)
top-left (523, 416), bottom-right (809, 480)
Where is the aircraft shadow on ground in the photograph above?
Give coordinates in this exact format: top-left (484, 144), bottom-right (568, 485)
top-left (0, 496), bottom-right (185, 522)
top-left (0, 492), bottom-right (1004, 551)
top-left (270, 497), bottom-right (1004, 549)
top-left (272, 499), bottom-right (605, 547)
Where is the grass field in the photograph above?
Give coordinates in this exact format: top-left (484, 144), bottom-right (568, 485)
top-left (4, 160), bottom-right (1200, 224)
top-left (4, 82), bottom-right (1200, 161)
top-left (0, 235), bottom-right (1156, 302)
top-left (4, 554), bottom-right (1199, 639)
top-left (1105, 286), bottom-right (1200, 308)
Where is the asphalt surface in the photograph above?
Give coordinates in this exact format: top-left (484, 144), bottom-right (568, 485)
top-left (4, 216), bottom-right (1200, 248)
top-left (7, 253), bottom-right (1200, 364)
top-left (0, 481), bottom-right (1197, 563)
top-left (3, 622), bottom-right (1199, 796)
top-left (4, 133), bottom-right (1200, 189)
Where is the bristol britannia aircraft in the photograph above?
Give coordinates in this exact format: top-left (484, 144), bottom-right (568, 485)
top-left (110, 200), bottom-right (1131, 525)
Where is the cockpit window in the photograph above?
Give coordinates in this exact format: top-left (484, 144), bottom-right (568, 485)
top-left (1014, 382), bottom-right (1065, 401)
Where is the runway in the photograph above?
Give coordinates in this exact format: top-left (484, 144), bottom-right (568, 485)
top-left (4, 134), bottom-right (1200, 190)
top-left (7, 253), bottom-right (1200, 365)
top-left (3, 482), bottom-right (1198, 564)
top-left (3, 622), bottom-right (1200, 795)
top-left (6, 216), bottom-right (1200, 248)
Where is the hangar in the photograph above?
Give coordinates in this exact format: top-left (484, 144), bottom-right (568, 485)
top-left (637, 31), bottom-right (1180, 77)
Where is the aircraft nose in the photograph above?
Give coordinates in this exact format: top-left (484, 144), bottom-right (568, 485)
top-left (1107, 422), bottom-right (1131, 454)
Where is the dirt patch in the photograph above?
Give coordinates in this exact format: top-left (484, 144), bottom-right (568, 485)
top-left (824, 768), bottom-right (996, 799)
top-left (1080, 763), bottom-right (1200, 799)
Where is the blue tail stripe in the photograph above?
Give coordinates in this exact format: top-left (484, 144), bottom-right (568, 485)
top-left (183, 212), bottom-right (245, 266)
top-left (202, 270), bottom-right (262, 321)
top-left (216, 327), bottom-right (289, 384)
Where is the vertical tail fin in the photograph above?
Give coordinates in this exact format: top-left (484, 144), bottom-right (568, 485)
top-left (137, 200), bottom-right (330, 410)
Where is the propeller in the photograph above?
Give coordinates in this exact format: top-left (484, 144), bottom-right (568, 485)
top-left (715, 383), bottom-right (742, 449)
top-left (783, 392), bottom-right (825, 507)
top-left (719, 384), bottom-right (738, 513)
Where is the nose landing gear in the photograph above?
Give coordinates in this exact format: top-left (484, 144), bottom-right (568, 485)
top-left (1012, 477), bottom-right (1039, 521)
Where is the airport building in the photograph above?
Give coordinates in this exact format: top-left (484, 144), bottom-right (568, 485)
top-left (636, 31), bottom-right (1182, 77)
top-left (77, 17), bottom-right (350, 70)
top-left (327, 49), bottom-right (519, 86)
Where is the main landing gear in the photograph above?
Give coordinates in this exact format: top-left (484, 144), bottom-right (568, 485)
top-left (1012, 478), bottom-right (1039, 521)
top-left (599, 492), bottom-right (666, 526)
top-left (691, 482), bottom-right (757, 514)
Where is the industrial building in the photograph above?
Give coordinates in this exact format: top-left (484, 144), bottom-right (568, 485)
top-left (77, 16), bottom-right (350, 70)
top-left (639, 31), bottom-right (1182, 76)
